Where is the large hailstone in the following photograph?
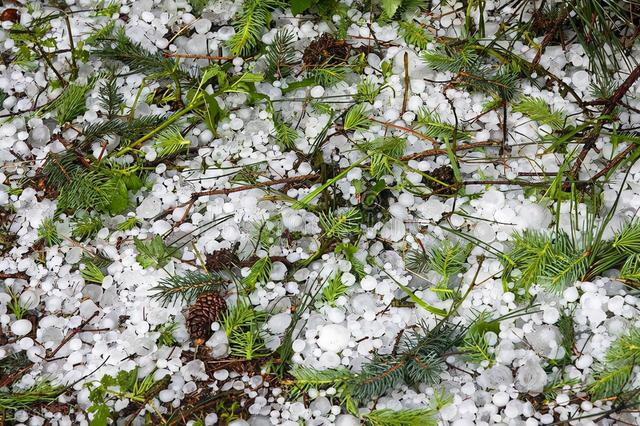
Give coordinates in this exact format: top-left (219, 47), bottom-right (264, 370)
top-left (515, 358), bottom-right (548, 394)
top-left (527, 325), bottom-right (565, 360)
top-left (317, 324), bottom-right (350, 352)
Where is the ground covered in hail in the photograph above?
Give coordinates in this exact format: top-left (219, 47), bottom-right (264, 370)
top-left (1, 0), bottom-right (640, 425)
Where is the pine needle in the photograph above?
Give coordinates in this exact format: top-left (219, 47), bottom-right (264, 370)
top-left (512, 97), bottom-right (567, 130)
top-left (154, 126), bottom-right (191, 158)
top-left (152, 270), bottom-right (224, 306)
top-left (265, 28), bottom-right (297, 78)
top-left (343, 104), bottom-right (371, 131)
top-left (319, 208), bottom-right (362, 239)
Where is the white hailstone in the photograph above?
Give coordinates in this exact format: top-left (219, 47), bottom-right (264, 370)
top-left (214, 369), bottom-right (229, 381)
top-left (380, 218), bottom-right (405, 242)
top-left (270, 262), bottom-right (287, 281)
top-left (195, 19), bottom-right (212, 34)
top-left (29, 125), bottom-right (50, 146)
top-left (419, 198), bottom-right (445, 221)
top-left (229, 420), bottom-right (250, 426)
top-left (342, 273), bottom-right (356, 286)
top-left (360, 276), bottom-right (377, 291)
top-left (206, 330), bottom-right (230, 359)
top-left (335, 414), bottom-right (360, 426)
top-left (136, 196), bottom-right (162, 219)
top-left (477, 365), bottom-right (513, 389)
top-left (580, 401), bottom-right (593, 411)
top-left (310, 396), bottom-right (332, 415)
top-left (542, 307), bottom-right (560, 324)
top-left (521, 203), bottom-right (552, 229)
top-left (515, 358), bottom-right (547, 394)
top-left (398, 192), bottom-right (414, 207)
top-left (205, 413), bottom-right (218, 425)
top-left (18, 337), bottom-right (33, 350)
top-left (326, 307), bottom-right (345, 323)
top-left (572, 70), bottom-right (590, 90)
top-left (267, 313), bottom-right (292, 334)
top-left (575, 354), bottom-right (593, 370)
top-left (474, 222), bottom-right (495, 242)
top-left (563, 286), bottom-right (579, 302)
top-left (607, 295), bottom-right (624, 313)
top-left (19, 290), bottom-right (39, 309)
top-left (493, 391), bottom-right (510, 407)
top-left (310, 86), bottom-right (325, 98)
top-left (388, 203), bottom-right (408, 220)
top-left (11, 319), bottom-right (32, 336)
top-left (282, 212), bottom-right (303, 229)
top-left (159, 389), bottom-right (175, 403)
top-left (292, 339), bottom-right (305, 352)
top-left (181, 360), bottom-right (208, 381)
top-left (155, 38), bottom-right (169, 49)
top-left (581, 293), bottom-right (606, 325)
top-left (317, 324), bottom-right (350, 352)
top-left (504, 400), bottom-right (522, 418)
top-left (556, 393), bottom-right (570, 405)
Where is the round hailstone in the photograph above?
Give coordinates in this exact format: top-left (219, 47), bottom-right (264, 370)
top-left (136, 196), bottom-right (162, 219)
top-left (492, 391), bottom-right (509, 407)
top-left (267, 313), bottom-right (292, 334)
top-left (360, 276), bottom-right (377, 291)
top-left (319, 351), bottom-right (341, 368)
top-left (572, 70), bottom-right (590, 90)
top-left (335, 414), bottom-right (360, 426)
top-left (11, 319), bottom-right (32, 336)
top-left (310, 86), bottom-right (325, 98)
top-left (317, 324), bottom-right (350, 352)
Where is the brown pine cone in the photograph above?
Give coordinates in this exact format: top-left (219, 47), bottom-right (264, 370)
top-left (302, 33), bottom-right (350, 68)
top-left (424, 165), bottom-right (457, 195)
top-left (187, 292), bottom-right (227, 345)
top-left (205, 248), bottom-right (240, 271)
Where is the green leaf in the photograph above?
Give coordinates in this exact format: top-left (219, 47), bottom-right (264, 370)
top-left (381, 0), bottom-right (402, 17)
top-left (88, 403), bottom-right (110, 426)
top-left (107, 178), bottom-right (129, 215)
top-left (291, 0), bottom-right (313, 15)
top-left (203, 93), bottom-right (223, 135)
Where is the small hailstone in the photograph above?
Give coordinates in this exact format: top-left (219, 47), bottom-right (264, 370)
top-left (267, 312), bottom-right (292, 334)
top-left (205, 413), bottom-right (218, 425)
top-left (195, 19), bottom-right (212, 34)
top-left (563, 286), bottom-right (579, 302)
top-left (333, 414), bottom-right (360, 426)
top-left (542, 307), bottom-right (560, 324)
top-left (380, 218), bottom-right (405, 242)
top-left (214, 369), bottom-right (229, 381)
top-left (136, 196), bottom-right (162, 219)
top-left (492, 391), bottom-right (509, 407)
top-left (11, 319), bottom-right (32, 336)
top-left (310, 86), bottom-right (325, 98)
top-left (556, 393), bottom-right (570, 405)
top-left (206, 330), bottom-right (229, 359)
top-left (572, 70), bottom-right (590, 89)
top-left (310, 396), bottom-right (332, 416)
top-left (360, 276), bottom-right (377, 291)
top-left (575, 354), bottom-right (593, 370)
top-left (293, 339), bottom-right (305, 352)
top-left (317, 324), bottom-right (350, 352)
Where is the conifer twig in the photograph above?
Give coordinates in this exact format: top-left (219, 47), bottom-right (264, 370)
top-left (163, 53), bottom-right (234, 60)
top-left (567, 64), bottom-right (640, 187)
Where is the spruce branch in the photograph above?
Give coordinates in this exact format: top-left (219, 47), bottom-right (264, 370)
top-left (152, 271), bottom-right (226, 306)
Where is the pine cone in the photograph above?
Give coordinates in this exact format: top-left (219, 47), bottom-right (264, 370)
top-left (424, 165), bottom-right (457, 195)
top-left (187, 292), bottom-right (227, 345)
top-left (205, 248), bottom-right (240, 271)
top-left (302, 33), bottom-right (350, 67)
